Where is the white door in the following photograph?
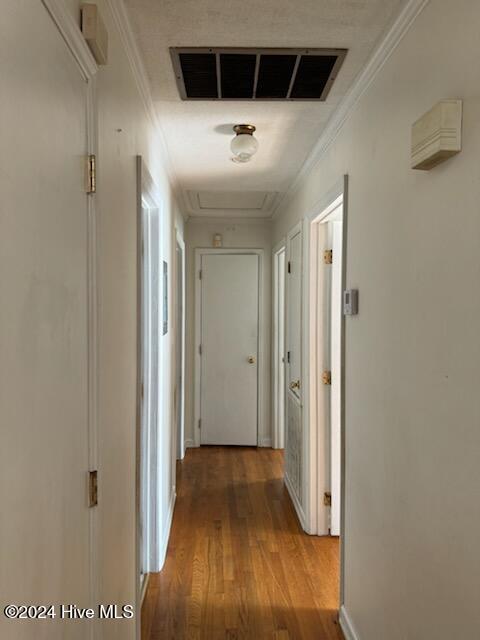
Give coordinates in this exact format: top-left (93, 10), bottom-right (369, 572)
top-left (200, 253), bottom-right (259, 446)
top-left (285, 227), bottom-right (303, 504)
top-left (0, 2), bottom-right (92, 638)
top-left (323, 220), bottom-right (343, 536)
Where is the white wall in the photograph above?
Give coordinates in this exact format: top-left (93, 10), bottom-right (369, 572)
top-left (273, 0), bottom-right (480, 637)
top-left (184, 219), bottom-right (272, 448)
top-left (57, 2), bottom-right (184, 637)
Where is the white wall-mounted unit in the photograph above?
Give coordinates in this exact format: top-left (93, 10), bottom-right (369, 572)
top-left (411, 99), bottom-right (462, 170)
top-left (81, 3), bottom-right (108, 64)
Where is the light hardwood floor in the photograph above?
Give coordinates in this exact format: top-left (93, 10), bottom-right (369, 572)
top-left (142, 447), bottom-right (343, 640)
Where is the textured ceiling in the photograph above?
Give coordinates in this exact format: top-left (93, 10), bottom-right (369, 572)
top-left (124, 0), bottom-right (407, 216)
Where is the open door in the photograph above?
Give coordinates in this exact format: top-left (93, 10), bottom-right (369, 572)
top-left (309, 193), bottom-right (344, 537)
top-left (321, 216), bottom-right (343, 536)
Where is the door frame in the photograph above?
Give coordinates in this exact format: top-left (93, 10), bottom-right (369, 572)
top-left (175, 229), bottom-right (186, 460)
top-left (272, 239), bottom-right (286, 449)
top-left (136, 157), bottom-right (164, 615)
top-left (303, 175), bottom-right (348, 597)
top-left (193, 248), bottom-right (265, 448)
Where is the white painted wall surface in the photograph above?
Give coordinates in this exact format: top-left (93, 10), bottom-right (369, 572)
top-left (94, 3), bottom-right (183, 637)
top-left (185, 220), bottom-right (272, 448)
top-left (273, 1), bottom-right (480, 637)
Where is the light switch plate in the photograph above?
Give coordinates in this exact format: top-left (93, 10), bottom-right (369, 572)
top-left (343, 289), bottom-right (358, 315)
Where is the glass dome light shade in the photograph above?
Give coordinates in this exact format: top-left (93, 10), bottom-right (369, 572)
top-left (230, 133), bottom-right (259, 160)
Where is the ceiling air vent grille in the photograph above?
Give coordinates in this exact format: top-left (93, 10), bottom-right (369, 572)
top-left (170, 48), bottom-right (347, 101)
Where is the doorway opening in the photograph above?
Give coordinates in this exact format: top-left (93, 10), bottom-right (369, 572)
top-left (136, 158), bottom-right (163, 607)
top-left (309, 193), bottom-right (344, 537)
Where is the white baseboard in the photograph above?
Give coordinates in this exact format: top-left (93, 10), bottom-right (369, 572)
top-left (184, 438), bottom-right (196, 449)
top-left (259, 437), bottom-right (272, 448)
top-left (339, 605), bottom-right (360, 640)
top-left (158, 490), bottom-right (176, 571)
top-left (284, 471), bottom-right (307, 530)
top-left (140, 572), bottom-right (150, 605)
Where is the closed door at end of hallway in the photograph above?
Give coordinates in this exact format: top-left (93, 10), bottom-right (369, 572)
top-left (200, 253), bottom-right (259, 446)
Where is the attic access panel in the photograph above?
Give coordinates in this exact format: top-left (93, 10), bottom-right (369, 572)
top-left (170, 48), bottom-right (347, 101)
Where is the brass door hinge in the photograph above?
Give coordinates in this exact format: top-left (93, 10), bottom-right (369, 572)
top-left (199, 344), bottom-right (202, 355)
top-left (323, 249), bottom-right (333, 264)
top-left (86, 154), bottom-right (96, 194)
top-left (322, 370), bottom-right (332, 385)
top-left (324, 491), bottom-right (332, 507)
top-left (199, 269), bottom-right (202, 280)
top-left (198, 419), bottom-right (201, 430)
top-left (89, 470), bottom-right (98, 507)
top-left (287, 261), bottom-right (291, 274)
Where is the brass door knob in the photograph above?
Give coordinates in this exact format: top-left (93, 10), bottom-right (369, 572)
top-left (247, 355), bottom-right (256, 364)
top-left (289, 380), bottom-right (300, 390)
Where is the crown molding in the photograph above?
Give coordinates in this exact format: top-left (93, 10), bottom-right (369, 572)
top-left (271, 0), bottom-right (430, 220)
top-left (104, 0), bottom-right (188, 212)
top-left (187, 215), bottom-right (273, 225)
top-left (41, 0), bottom-right (98, 80)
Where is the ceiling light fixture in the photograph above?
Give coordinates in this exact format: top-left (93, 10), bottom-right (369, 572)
top-left (230, 124), bottom-right (258, 164)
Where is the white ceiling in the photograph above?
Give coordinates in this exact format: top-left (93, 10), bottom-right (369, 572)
top-left (124, 0), bottom-right (407, 217)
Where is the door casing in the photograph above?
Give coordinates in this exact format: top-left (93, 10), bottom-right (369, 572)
top-left (175, 230), bottom-right (186, 460)
top-left (193, 248), bottom-right (265, 448)
top-left (272, 240), bottom-right (286, 450)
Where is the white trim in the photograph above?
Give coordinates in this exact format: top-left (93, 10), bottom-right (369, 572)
top-left (175, 229), bottom-right (186, 461)
top-left (104, 0), bottom-right (187, 213)
top-left (299, 216), bottom-right (316, 536)
top-left (259, 437), bottom-right (272, 448)
top-left (140, 573), bottom-right (150, 606)
top-left (41, 0), bottom-right (98, 80)
top-left (272, 239), bottom-right (286, 450)
top-left (271, 0), bottom-right (429, 219)
top-left (86, 78), bottom-right (100, 640)
top-left (339, 606), bottom-right (361, 640)
top-left (184, 438), bottom-right (196, 449)
top-left (157, 490), bottom-right (176, 571)
top-left (194, 248), bottom-right (265, 448)
top-left (188, 216), bottom-right (273, 226)
top-left (284, 471), bottom-right (306, 530)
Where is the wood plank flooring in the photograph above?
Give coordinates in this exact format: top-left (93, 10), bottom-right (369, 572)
top-left (142, 447), bottom-right (343, 640)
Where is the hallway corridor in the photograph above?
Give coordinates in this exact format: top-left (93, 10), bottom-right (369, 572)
top-left (142, 448), bottom-right (342, 640)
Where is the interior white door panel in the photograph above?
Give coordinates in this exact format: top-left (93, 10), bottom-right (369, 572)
top-left (200, 253), bottom-right (259, 446)
top-left (285, 227), bottom-right (303, 507)
top-left (0, 3), bottom-right (91, 638)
